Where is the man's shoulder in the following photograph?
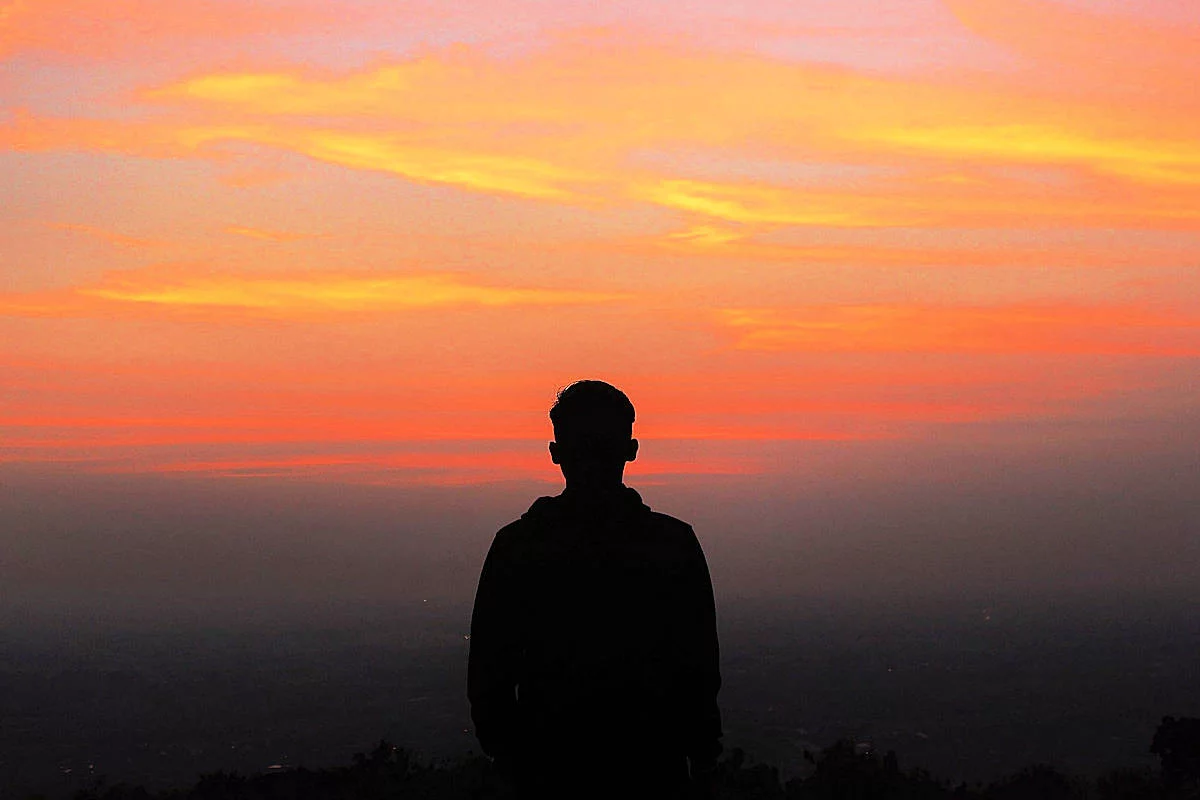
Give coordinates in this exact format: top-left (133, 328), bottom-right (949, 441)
top-left (642, 512), bottom-right (708, 567)
top-left (488, 496), bottom-right (557, 544)
top-left (645, 509), bottom-right (696, 539)
top-left (491, 514), bottom-right (537, 545)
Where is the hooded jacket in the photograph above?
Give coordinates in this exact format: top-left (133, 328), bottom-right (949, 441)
top-left (467, 485), bottom-right (722, 765)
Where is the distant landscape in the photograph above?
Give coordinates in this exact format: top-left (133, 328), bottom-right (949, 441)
top-left (4, 593), bottom-right (1196, 800)
top-left (6, 0), bottom-right (1200, 797)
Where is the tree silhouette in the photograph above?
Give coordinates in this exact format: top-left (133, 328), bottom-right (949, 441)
top-left (1152, 717), bottom-right (1200, 792)
top-left (56, 716), bottom-right (1200, 800)
top-left (983, 764), bottom-right (1081, 800)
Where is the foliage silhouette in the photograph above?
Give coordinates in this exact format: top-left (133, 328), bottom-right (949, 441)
top-left (982, 764), bottom-right (1082, 800)
top-left (57, 721), bottom-right (1200, 800)
top-left (781, 739), bottom-right (947, 800)
top-left (1095, 767), bottom-right (1163, 800)
top-left (1152, 716), bottom-right (1200, 792)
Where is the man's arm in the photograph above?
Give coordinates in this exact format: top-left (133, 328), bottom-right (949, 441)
top-left (467, 527), bottom-right (522, 759)
top-left (680, 527), bottom-right (723, 767)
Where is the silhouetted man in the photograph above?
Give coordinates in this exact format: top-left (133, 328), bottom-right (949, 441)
top-left (468, 380), bottom-right (722, 799)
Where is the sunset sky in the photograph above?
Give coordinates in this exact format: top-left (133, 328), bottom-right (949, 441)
top-left (3, 0), bottom-right (1198, 617)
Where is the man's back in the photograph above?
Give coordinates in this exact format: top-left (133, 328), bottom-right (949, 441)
top-left (468, 485), bottom-right (722, 796)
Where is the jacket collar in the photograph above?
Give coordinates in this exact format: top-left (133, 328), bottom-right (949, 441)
top-left (523, 484), bottom-right (649, 522)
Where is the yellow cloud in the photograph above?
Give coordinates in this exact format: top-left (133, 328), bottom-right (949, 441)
top-left (639, 179), bottom-right (904, 227)
top-left (8, 35), bottom-right (1200, 228)
top-left (1, 268), bottom-right (628, 319)
top-left (290, 130), bottom-right (592, 200)
top-left (862, 124), bottom-right (1200, 185)
top-left (665, 225), bottom-right (746, 247)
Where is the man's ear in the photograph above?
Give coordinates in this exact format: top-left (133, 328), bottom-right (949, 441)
top-left (549, 441), bottom-right (560, 464)
top-left (626, 438), bottom-right (639, 462)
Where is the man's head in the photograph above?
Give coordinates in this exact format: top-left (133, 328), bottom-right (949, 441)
top-left (548, 380), bottom-right (638, 490)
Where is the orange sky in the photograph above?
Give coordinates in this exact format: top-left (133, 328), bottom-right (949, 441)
top-left (3, 0), bottom-right (1198, 487)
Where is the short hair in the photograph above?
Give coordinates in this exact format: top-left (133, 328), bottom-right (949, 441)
top-left (549, 380), bottom-right (635, 441)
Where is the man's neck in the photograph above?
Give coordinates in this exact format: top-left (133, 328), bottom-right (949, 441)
top-left (561, 482), bottom-right (627, 501)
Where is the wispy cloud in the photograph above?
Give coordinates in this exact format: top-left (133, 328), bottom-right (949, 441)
top-left (637, 179), bottom-right (903, 227)
top-left (650, 233), bottom-right (1196, 268)
top-left (856, 124), bottom-right (1200, 185)
top-left (224, 225), bottom-right (320, 242)
top-left (0, 267), bottom-right (627, 320)
top-left (48, 222), bottom-right (160, 249)
top-left (717, 304), bottom-right (1200, 357)
top-left (5, 33), bottom-right (1199, 229)
top-left (665, 225), bottom-right (747, 247)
